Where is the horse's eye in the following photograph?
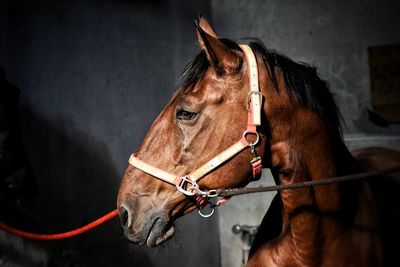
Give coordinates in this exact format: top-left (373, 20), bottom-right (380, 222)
top-left (176, 108), bottom-right (197, 121)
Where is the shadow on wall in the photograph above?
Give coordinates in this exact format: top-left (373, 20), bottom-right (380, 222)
top-left (0, 67), bottom-right (37, 202)
top-left (0, 104), bottom-right (153, 266)
top-left (18, 107), bottom-right (119, 229)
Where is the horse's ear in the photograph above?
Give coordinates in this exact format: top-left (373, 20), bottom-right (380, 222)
top-left (198, 16), bottom-right (218, 38)
top-left (195, 17), bottom-right (241, 74)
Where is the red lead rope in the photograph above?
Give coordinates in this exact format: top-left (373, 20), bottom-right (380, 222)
top-left (0, 209), bottom-right (119, 240)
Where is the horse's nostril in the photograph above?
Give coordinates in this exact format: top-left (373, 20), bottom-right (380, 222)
top-left (119, 207), bottom-right (129, 227)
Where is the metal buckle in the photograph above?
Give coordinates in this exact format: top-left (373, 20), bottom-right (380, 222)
top-left (246, 91), bottom-right (262, 111)
top-left (176, 176), bottom-right (199, 196)
top-left (176, 176), bottom-right (220, 199)
top-left (250, 156), bottom-right (261, 164)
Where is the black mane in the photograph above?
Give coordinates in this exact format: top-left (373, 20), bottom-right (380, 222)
top-left (181, 39), bottom-right (343, 139)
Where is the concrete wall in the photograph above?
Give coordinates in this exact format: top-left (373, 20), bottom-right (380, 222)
top-left (212, 0), bottom-right (400, 135)
top-left (211, 1), bottom-right (400, 266)
top-left (0, 1), bottom-right (220, 266)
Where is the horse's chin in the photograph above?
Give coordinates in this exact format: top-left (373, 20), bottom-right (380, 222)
top-left (124, 215), bottom-right (176, 247)
top-left (146, 224), bottom-right (176, 247)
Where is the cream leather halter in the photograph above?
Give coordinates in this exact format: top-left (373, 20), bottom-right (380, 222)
top-left (128, 45), bottom-right (263, 217)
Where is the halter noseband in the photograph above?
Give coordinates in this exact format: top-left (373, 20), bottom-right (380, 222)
top-left (128, 45), bottom-right (263, 217)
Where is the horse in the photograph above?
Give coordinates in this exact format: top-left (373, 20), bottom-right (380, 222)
top-left (117, 17), bottom-right (399, 266)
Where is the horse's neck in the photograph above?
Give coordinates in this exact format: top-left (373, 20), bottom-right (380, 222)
top-left (262, 109), bottom-right (368, 264)
top-left (250, 58), bottom-right (379, 266)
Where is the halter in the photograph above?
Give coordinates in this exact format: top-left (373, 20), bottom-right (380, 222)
top-left (128, 44), bottom-right (263, 217)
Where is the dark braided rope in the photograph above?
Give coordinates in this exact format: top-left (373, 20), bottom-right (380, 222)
top-left (217, 166), bottom-right (400, 197)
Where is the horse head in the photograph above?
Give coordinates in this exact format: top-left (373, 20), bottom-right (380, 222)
top-left (117, 17), bottom-right (269, 246)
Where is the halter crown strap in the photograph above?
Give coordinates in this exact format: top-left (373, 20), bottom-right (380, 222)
top-left (128, 44), bottom-right (262, 194)
top-left (239, 44), bottom-right (262, 129)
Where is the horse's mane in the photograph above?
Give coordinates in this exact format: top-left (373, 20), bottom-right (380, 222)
top-left (181, 39), bottom-right (343, 139)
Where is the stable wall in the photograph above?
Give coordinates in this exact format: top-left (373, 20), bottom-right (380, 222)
top-left (213, 0), bottom-right (400, 135)
top-left (0, 1), bottom-right (219, 266)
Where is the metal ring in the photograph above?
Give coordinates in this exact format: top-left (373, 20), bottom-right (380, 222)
top-left (206, 189), bottom-right (218, 198)
top-left (242, 131), bottom-right (260, 146)
top-left (198, 206), bottom-right (215, 218)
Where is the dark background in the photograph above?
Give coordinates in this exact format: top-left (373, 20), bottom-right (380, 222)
top-left (0, 1), bottom-right (218, 266)
top-left (0, 0), bottom-right (399, 266)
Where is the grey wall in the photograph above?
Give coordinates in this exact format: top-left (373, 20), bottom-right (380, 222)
top-left (213, 0), bottom-right (400, 135)
top-left (0, 1), bottom-right (219, 266)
